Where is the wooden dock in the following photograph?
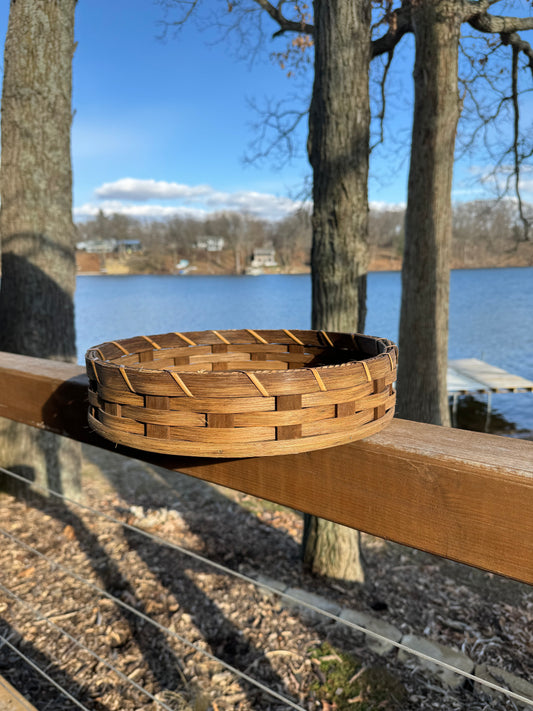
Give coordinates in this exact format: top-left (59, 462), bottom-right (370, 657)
top-left (447, 358), bottom-right (533, 427)
top-left (448, 358), bottom-right (533, 395)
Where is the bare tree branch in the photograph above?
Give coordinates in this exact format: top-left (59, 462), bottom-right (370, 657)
top-left (252, 0), bottom-right (314, 37)
top-left (461, 4), bottom-right (533, 239)
top-left (510, 42), bottom-right (531, 240)
top-left (370, 50), bottom-right (394, 151)
top-left (155, 0), bottom-right (201, 38)
top-left (468, 10), bottom-right (533, 35)
top-left (244, 95), bottom-right (309, 166)
top-left (500, 30), bottom-right (533, 75)
top-left (371, 2), bottom-right (413, 58)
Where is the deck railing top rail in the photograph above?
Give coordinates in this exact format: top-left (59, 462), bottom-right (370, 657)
top-left (0, 350), bottom-right (532, 586)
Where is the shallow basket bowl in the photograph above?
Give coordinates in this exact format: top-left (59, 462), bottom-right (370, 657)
top-left (85, 329), bottom-right (397, 458)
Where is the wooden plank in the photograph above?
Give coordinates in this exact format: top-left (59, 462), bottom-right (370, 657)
top-left (449, 358), bottom-right (533, 393)
top-left (0, 352), bottom-right (532, 585)
top-left (0, 674), bottom-right (38, 711)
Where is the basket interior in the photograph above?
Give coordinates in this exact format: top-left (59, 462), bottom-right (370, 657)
top-left (87, 329), bottom-right (391, 374)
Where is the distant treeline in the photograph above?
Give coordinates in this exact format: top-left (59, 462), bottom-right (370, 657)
top-left (76, 199), bottom-right (532, 273)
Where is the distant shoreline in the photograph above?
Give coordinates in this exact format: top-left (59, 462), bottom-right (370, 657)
top-left (76, 262), bottom-right (533, 277)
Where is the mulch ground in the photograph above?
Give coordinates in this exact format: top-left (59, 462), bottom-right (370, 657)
top-left (0, 442), bottom-right (531, 711)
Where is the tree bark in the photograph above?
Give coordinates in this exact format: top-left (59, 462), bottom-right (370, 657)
top-left (308, 0), bottom-right (370, 333)
top-left (304, 0), bottom-right (371, 583)
top-left (396, 0), bottom-right (462, 427)
top-left (0, 0), bottom-right (80, 498)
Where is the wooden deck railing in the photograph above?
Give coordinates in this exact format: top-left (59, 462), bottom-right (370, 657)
top-left (0, 350), bottom-right (532, 586)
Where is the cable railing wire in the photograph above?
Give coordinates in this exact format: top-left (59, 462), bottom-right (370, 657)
top-left (0, 581), bottom-right (176, 711)
top-left (0, 633), bottom-right (92, 711)
top-left (1, 466), bottom-right (533, 708)
top-left (0, 525), bottom-right (308, 711)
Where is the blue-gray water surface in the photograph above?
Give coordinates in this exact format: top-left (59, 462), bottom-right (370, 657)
top-left (76, 267), bottom-right (533, 433)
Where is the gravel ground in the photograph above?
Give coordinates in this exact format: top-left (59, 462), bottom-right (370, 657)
top-left (0, 442), bottom-right (531, 711)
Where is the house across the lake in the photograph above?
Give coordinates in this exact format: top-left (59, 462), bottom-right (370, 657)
top-left (250, 246), bottom-right (277, 269)
top-left (195, 236), bottom-right (225, 252)
top-left (76, 239), bottom-right (142, 254)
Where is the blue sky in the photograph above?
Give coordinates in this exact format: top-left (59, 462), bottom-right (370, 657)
top-left (0, 1), bottom-right (531, 222)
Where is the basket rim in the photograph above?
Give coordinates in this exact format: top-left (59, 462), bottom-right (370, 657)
top-left (85, 328), bottom-right (397, 379)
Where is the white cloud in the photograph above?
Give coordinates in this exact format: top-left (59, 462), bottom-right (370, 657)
top-left (83, 178), bottom-right (310, 221)
top-left (74, 201), bottom-right (208, 221)
top-left (79, 178), bottom-right (415, 222)
top-left (369, 200), bottom-right (406, 212)
top-left (95, 178), bottom-right (212, 202)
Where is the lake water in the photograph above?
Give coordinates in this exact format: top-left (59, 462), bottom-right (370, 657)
top-left (76, 267), bottom-right (533, 433)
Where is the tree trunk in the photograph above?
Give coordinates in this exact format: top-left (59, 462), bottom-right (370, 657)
top-left (396, 0), bottom-right (462, 427)
top-left (309, 0), bottom-right (370, 332)
top-left (0, 0), bottom-right (80, 498)
top-left (304, 0), bottom-right (371, 583)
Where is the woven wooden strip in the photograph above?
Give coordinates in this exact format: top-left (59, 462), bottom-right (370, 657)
top-left (310, 368), bottom-right (327, 391)
top-left (245, 372), bottom-right (270, 397)
top-left (169, 395), bottom-right (275, 414)
top-left (166, 370), bottom-right (194, 397)
top-left (96, 409), bottom-right (145, 434)
top-left (110, 340), bottom-right (129, 355)
top-left (188, 351), bottom-right (253, 364)
top-left (212, 329), bottom-right (230, 344)
top-left (144, 394), bottom-right (170, 438)
top-left (89, 359), bottom-right (101, 384)
top-left (216, 343), bottom-right (321, 356)
top-left (361, 361), bottom-right (372, 382)
top-left (283, 329), bottom-right (305, 345)
top-left (91, 359), bottom-right (379, 399)
top-left (87, 407), bottom-right (394, 457)
top-left (87, 389), bottom-right (100, 407)
top-left (117, 344), bottom-right (322, 366)
top-left (302, 409), bottom-right (374, 437)
top-left (174, 331), bottom-right (197, 345)
top-left (96, 385), bottom-right (144, 406)
top-left (349, 389), bottom-right (393, 412)
top-left (301, 382), bottom-right (375, 408)
top-left (130, 356), bottom-right (182, 370)
top-left (320, 330), bottom-right (334, 347)
top-left (246, 329), bottom-right (269, 344)
top-left (118, 365), bottom-right (135, 393)
top-left (248, 352), bottom-right (316, 366)
top-left (169, 424), bottom-right (275, 443)
top-left (233, 405), bottom-right (335, 427)
top-left (120, 405), bottom-right (206, 427)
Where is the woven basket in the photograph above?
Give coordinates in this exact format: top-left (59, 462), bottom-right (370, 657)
top-left (85, 329), bottom-right (397, 458)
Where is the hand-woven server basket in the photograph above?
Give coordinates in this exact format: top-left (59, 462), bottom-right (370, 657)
top-left (86, 329), bottom-right (397, 458)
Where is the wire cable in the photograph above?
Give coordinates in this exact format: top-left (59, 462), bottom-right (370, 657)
top-left (2, 467), bottom-right (533, 708)
top-left (0, 581), bottom-right (176, 711)
top-left (0, 525), bottom-right (307, 711)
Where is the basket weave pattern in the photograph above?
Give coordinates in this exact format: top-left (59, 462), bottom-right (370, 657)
top-left (86, 329), bottom-right (397, 457)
